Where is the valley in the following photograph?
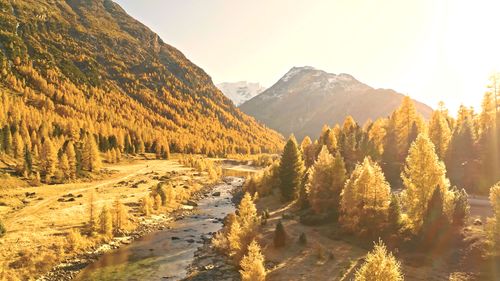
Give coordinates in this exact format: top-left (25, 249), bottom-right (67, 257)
top-left (0, 156), bottom-right (252, 280)
top-left (1, 1), bottom-right (500, 281)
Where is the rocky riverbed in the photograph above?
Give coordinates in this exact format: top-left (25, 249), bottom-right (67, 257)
top-left (38, 176), bottom-right (245, 281)
top-left (183, 242), bottom-right (239, 281)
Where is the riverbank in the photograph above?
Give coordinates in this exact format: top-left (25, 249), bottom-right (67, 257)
top-left (182, 181), bottom-right (245, 281)
top-left (38, 180), bottom-right (224, 281)
top-left (183, 242), bottom-right (239, 281)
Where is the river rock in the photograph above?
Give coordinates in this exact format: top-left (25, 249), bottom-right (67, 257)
top-left (212, 192), bottom-right (221, 197)
top-left (186, 200), bottom-right (198, 207)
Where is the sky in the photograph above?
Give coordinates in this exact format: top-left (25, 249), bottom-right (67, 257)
top-left (114, 0), bottom-right (500, 112)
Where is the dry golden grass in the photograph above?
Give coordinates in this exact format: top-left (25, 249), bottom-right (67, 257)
top-left (0, 158), bottom-right (213, 280)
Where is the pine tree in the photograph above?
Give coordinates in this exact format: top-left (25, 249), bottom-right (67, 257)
top-left (99, 205), bottom-right (113, 237)
top-left (401, 134), bottom-right (451, 231)
top-left (340, 157), bottom-right (391, 233)
top-left (300, 136), bottom-right (315, 167)
top-left (307, 146), bottom-right (335, 214)
top-left (368, 118), bottom-right (387, 156)
top-left (476, 91), bottom-right (500, 193)
top-left (239, 240), bottom-right (266, 281)
top-left (116, 148), bottom-right (122, 162)
top-left (338, 116), bottom-right (361, 171)
top-left (112, 197), bottom-right (127, 233)
top-left (429, 108), bottom-right (451, 160)
top-left (478, 92), bottom-right (496, 135)
top-left (382, 114), bottom-right (401, 186)
top-left (237, 192), bottom-right (260, 244)
top-left (394, 96), bottom-right (419, 159)
top-left (320, 127), bottom-right (337, 154)
top-left (487, 183), bottom-right (500, 251)
top-left (451, 186), bottom-right (469, 227)
top-left (274, 220), bottom-right (286, 248)
top-left (331, 151), bottom-right (347, 216)
top-left (355, 240), bottom-right (403, 281)
top-left (228, 219), bottom-right (243, 259)
top-left (59, 153), bottom-right (70, 180)
top-left (420, 187), bottom-right (448, 248)
top-left (3, 126), bottom-right (12, 156)
top-left (388, 194), bottom-right (403, 232)
top-left (88, 192), bottom-right (97, 234)
top-left (82, 134), bottom-right (101, 172)
top-left (65, 141), bottom-right (77, 179)
top-left (40, 138), bottom-right (58, 181)
top-left (23, 145), bottom-right (33, 173)
top-left (278, 135), bottom-right (305, 201)
top-left (137, 138), bottom-right (145, 154)
top-left (12, 132), bottom-right (24, 159)
top-left (446, 117), bottom-right (476, 192)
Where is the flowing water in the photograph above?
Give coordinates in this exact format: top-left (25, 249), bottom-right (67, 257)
top-left (74, 176), bottom-right (247, 281)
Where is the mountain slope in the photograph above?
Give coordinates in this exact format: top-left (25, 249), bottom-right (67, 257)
top-left (240, 67), bottom-right (432, 140)
top-left (217, 81), bottom-right (266, 106)
top-left (0, 0), bottom-right (282, 155)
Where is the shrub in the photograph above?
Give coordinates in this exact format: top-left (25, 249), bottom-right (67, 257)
top-left (66, 229), bottom-right (87, 251)
top-left (274, 220), bottom-right (287, 248)
top-left (298, 232), bottom-right (307, 245)
top-left (0, 219), bottom-right (5, 237)
top-left (452, 186), bottom-right (469, 227)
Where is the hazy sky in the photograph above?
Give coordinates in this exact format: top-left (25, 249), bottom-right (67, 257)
top-left (115, 0), bottom-right (500, 112)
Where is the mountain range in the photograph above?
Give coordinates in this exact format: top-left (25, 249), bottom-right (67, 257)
top-left (0, 0), bottom-right (282, 154)
top-left (240, 66), bottom-right (433, 140)
top-left (217, 81), bottom-right (266, 106)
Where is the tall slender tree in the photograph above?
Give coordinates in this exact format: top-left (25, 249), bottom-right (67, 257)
top-left (278, 135), bottom-right (305, 201)
top-left (82, 134), bottom-right (101, 172)
top-left (239, 240), bottom-right (266, 281)
top-left (402, 134), bottom-right (452, 231)
top-left (40, 138), bottom-right (58, 181)
top-left (429, 108), bottom-right (451, 160)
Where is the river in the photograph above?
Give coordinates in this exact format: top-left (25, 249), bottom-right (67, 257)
top-left (74, 176), bottom-right (246, 281)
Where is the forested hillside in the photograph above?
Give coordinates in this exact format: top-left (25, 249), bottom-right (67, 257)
top-left (0, 0), bottom-right (282, 182)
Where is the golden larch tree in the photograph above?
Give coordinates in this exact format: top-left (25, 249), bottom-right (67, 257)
top-left (82, 134), bottom-right (101, 172)
top-left (401, 134), bottom-right (453, 231)
top-left (428, 109), bottom-right (451, 160)
top-left (40, 138), bottom-right (58, 180)
top-left (240, 240), bottom-right (267, 281)
top-left (355, 240), bottom-right (403, 281)
top-left (307, 146), bottom-right (336, 214)
top-left (340, 157), bottom-right (391, 232)
top-left (99, 204), bottom-right (113, 237)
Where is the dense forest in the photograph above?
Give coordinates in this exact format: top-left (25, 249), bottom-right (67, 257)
top-left (0, 0), bottom-right (282, 182)
top-left (235, 84), bottom-right (500, 279)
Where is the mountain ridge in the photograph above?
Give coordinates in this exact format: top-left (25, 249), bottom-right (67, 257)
top-left (240, 66), bottom-right (433, 140)
top-left (0, 0), bottom-right (283, 155)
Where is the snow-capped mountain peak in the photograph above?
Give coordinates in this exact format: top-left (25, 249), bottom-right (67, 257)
top-left (217, 81), bottom-right (266, 106)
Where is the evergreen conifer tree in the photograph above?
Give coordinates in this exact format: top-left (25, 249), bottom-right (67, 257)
top-left (278, 135), bottom-right (305, 201)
